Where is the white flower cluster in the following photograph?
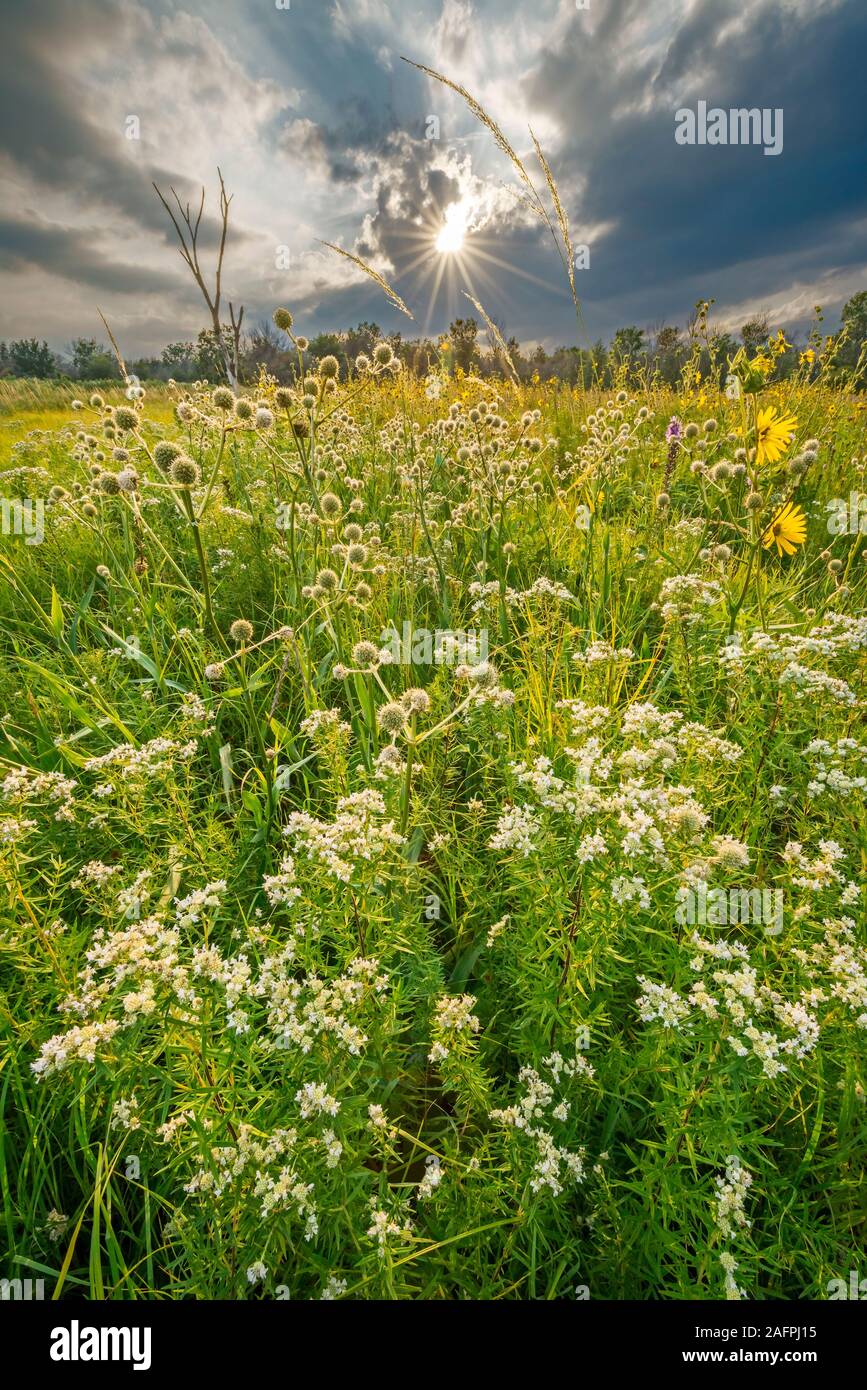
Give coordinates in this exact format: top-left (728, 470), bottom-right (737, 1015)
top-left (490, 1037), bottom-right (594, 1197)
top-left (83, 737), bottom-right (198, 780)
top-left (429, 992), bottom-right (480, 1062)
top-left (805, 738), bottom-right (867, 797)
top-left (657, 574), bottom-right (723, 625)
top-left (1, 765), bottom-right (77, 821)
top-left (283, 789), bottom-right (402, 882)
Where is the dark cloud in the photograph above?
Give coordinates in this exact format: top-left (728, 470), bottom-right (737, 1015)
top-left (0, 0), bottom-right (864, 352)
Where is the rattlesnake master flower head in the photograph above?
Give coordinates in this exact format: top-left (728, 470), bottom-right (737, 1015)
top-left (229, 618), bottom-right (254, 647)
top-left (114, 405), bottom-right (139, 433)
top-left (711, 836), bottom-right (751, 871)
top-left (176, 402), bottom-right (196, 423)
top-left (318, 355), bottom-right (339, 379)
top-left (212, 386), bottom-right (234, 410)
top-left (153, 440), bottom-right (182, 471)
top-left (352, 640), bottom-right (381, 666)
top-left (402, 688), bottom-right (431, 716)
top-left (292, 415), bottom-right (310, 439)
top-left (170, 455), bottom-right (200, 487)
top-left (255, 407), bottom-right (274, 430)
top-left (745, 491), bottom-right (764, 511)
top-left (89, 392), bottom-right (104, 409)
top-left (343, 523), bottom-right (363, 543)
top-left (274, 387), bottom-right (293, 410)
top-left (316, 568), bottom-right (339, 592)
top-left (373, 342), bottom-right (394, 367)
top-left (234, 398), bottom-right (254, 421)
top-left (96, 564), bottom-right (111, 580)
top-left (82, 501), bottom-right (98, 517)
top-left (378, 701), bottom-right (408, 734)
top-left (320, 492), bottom-right (342, 519)
top-left (204, 662), bottom-right (225, 682)
top-left (98, 472), bottom-right (121, 495)
top-left (273, 307), bottom-right (293, 332)
top-left (355, 353), bottom-right (371, 373)
top-left (347, 544), bottom-right (367, 567)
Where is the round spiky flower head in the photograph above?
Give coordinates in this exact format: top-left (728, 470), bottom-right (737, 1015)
top-left (316, 567), bottom-right (339, 592)
top-left (292, 415), bottom-right (310, 439)
top-left (212, 386), bottom-right (234, 410)
top-left (343, 522), bottom-right (363, 543)
top-left (96, 564), bottom-right (111, 580)
top-left (711, 836), bottom-right (751, 871)
top-left (684, 422), bottom-right (700, 440)
top-left (89, 392), bottom-right (104, 409)
top-left (114, 405), bottom-right (139, 433)
top-left (170, 455), bottom-right (200, 487)
top-left (355, 581), bottom-right (372, 602)
top-left (275, 387), bottom-right (293, 410)
top-left (296, 336), bottom-right (309, 352)
top-left (378, 701), bottom-right (408, 734)
top-left (318, 355), bottom-right (339, 380)
top-left (320, 491), bottom-right (342, 519)
top-left (229, 618), bottom-right (254, 647)
top-left (373, 342), bottom-right (393, 367)
top-left (234, 398), bottom-right (254, 421)
top-left (176, 402), bottom-right (196, 424)
top-left (402, 688), bottom-right (431, 715)
top-left (255, 407), bottom-right (274, 430)
top-left (347, 543), bottom-right (367, 567)
top-left (670, 805), bottom-right (705, 837)
top-left (273, 307), bottom-right (294, 332)
top-left (153, 441), bottom-right (182, 472)
top-left (204, 662), bottom-right (225, 682)
top-left (352, 640), bottom-right (381, 667)
top-left (98, 472), bottom-right (121, 495)
top-left (82, 501), bottom-right (98, 518)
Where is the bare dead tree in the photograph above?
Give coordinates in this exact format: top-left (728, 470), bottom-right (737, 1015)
top-left (153, 168), bottom-right (244, 390)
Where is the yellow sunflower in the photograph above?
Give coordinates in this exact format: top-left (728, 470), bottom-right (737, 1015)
top-left (762, 501), bottom-right (807, 557)
top-left (755, 407), bottom-right (798, 465)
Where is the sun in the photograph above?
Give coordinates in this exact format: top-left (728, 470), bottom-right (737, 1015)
top-left (435, 200), bottom-right (471, 255)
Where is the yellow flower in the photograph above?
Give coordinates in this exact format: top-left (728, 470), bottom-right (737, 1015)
top-left (755, 406), bottom-right (797, 465)
top-left (762, 501), bottom-right (807, 557)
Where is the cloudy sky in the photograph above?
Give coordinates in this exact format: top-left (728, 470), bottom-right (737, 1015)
top-left (1, 0), bottom-right (865, 357)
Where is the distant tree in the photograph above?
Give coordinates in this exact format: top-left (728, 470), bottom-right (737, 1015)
top-left (9, 339), bottom-right (57, 378)
top-left (448, 317), bottom-right (479, 373)
top-left (69, 339), bottom-right (119, 380)
top-left (651, 325), bottom-right (686, 384)
top-left (343, 322), bottom-right (381, 363)
top-left (194, 328), bottom-right (236, 380)
top-left (611, 326), bottom-right (645, 364)
top-left (740, 315), bottom-right (769, 354)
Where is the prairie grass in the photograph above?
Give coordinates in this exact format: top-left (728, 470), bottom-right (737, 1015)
top-left (0, 357), bottom-right (865, 1301)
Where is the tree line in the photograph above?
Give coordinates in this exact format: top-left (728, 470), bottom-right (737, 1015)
top-left (3, 292), bottom-right (866, 388)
